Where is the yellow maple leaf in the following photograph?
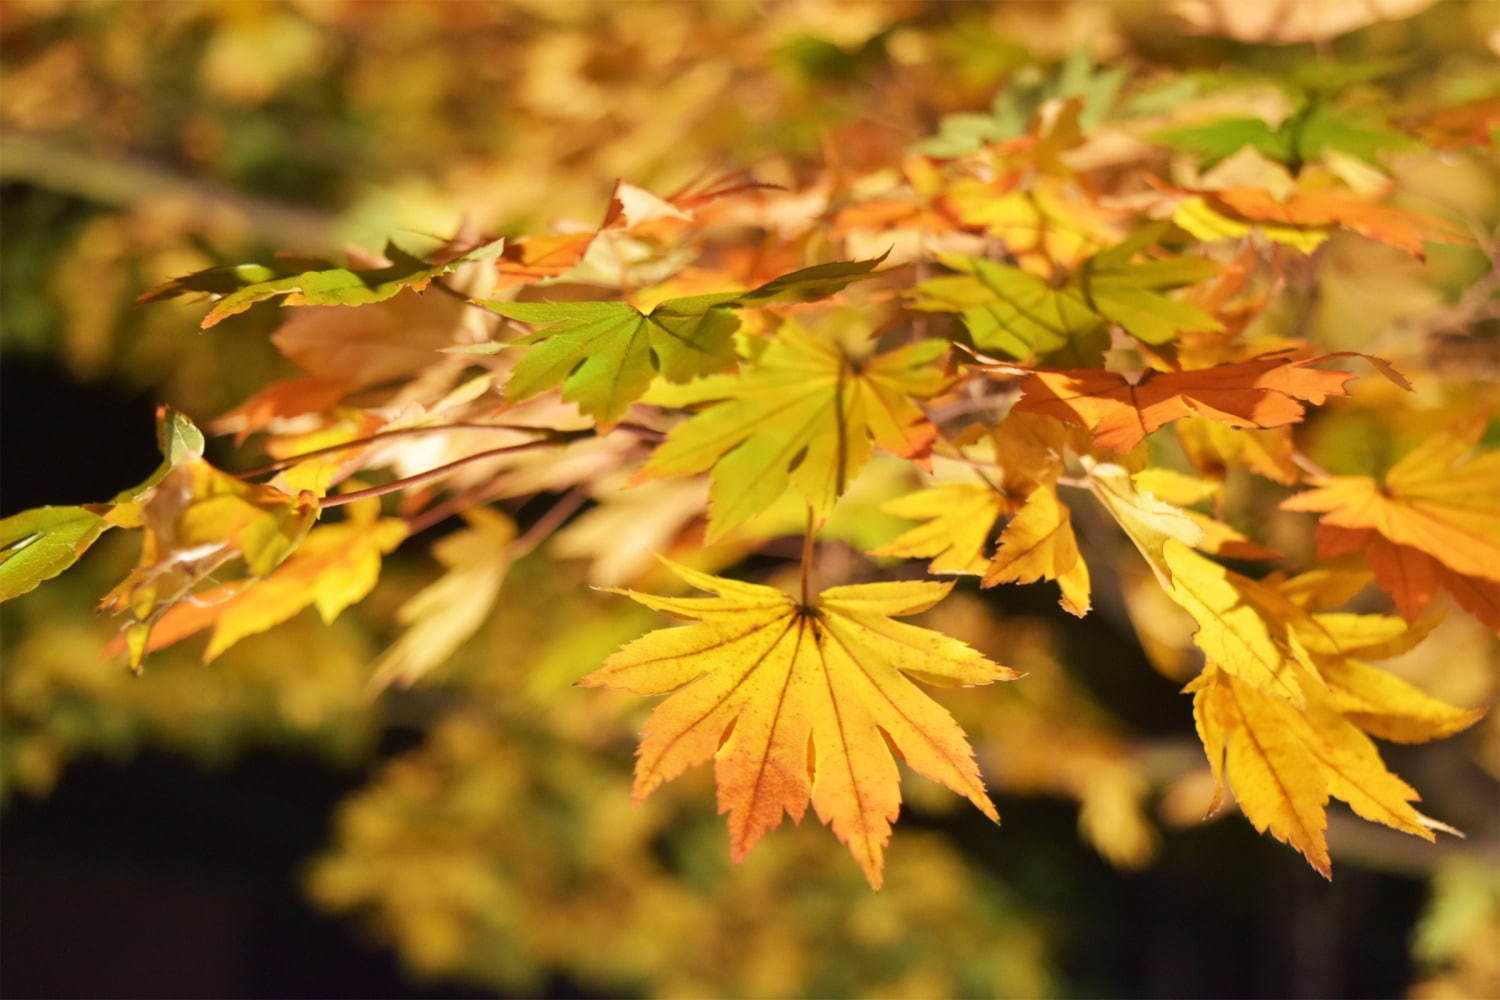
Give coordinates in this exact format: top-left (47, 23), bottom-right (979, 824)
top-left (1189, 665), bottom-right (1443, 878)
top-left (370, 507), bottom-right (517, 690)
top-left (203, 505), bottom-right (406, 660)
top-left (1090, 468), bottom-right (1478, 876)
top-left (983, 485), bottom-right (1092, 616)
top-left (638, 320), bottom-right (948, 540)
top-left (582, 561), bottom-right (1017, 887)
top-left (872, 412), bottom-right (1090, 611)
top-left (870, 483), bottom-right (1010, 575)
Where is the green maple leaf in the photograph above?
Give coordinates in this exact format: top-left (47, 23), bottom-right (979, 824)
top-left (638, 319), bottom-right (947, 540)
top-left (1, 408), bottom-right (205, 603)
top-left (474, 257), bottom-right (886, 429)
top-left (1156, 102), bottom-right (1414, 172)
top-left (910, 225), bottom-right (1219, 364)
top-left (141, 239), bottom-right (507, 328)
top-left (0, 506), bottom-right (109, 602)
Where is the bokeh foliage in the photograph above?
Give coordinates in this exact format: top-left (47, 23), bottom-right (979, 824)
top-left (3, 1), bottom-right (1498, 996)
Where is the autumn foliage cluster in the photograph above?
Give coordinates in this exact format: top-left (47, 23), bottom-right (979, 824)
top-left (2, 1), bottom-right (1498, 996)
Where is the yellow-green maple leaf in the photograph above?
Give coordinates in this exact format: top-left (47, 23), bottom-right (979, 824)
top-left (582, 561), bottom-right (1017, 887)
top-left (638, 321), bottom-right (948, 540)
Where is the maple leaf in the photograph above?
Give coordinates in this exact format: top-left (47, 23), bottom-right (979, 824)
top-left (266, 270), bottom-right (488, 394)
top-left (141, 239), bottom-right (506, 328)
top-left (475, 257), bottom-right (886, 429)
top-left (99, 458), bottom-right (320, 668)
top-left (1156, 102), bottom-right (1414, 172)
top-left (1175, 417), bottom-right (1302, 485)
top-left (492, 179), bottom-right (762, 289)
top-left (1188, 664), bottom-right (1440, 879)
top-left (637, 320), bottom-right (948, 540)
top-left (582, 561), bottom-right (1017, 887)
top-left (1, 406), bottom-right (207, 604)
top-left (1092, 470), bottom-right (1475, 876)
top-left (911, 225), bottom-right (1219, 363)
top-left (126, 496), bottom-right (406, 662)
top-left (871, 484), bottom-right (1011, 575)
top-left (1173, 187), bottom-right (1468, 258)
top-left (0, 506), bottom-right (109, 603)
top-left (982, 485), bottom-right (1091, 616)
top-left (370, 507), bottom-right (517, 689)
top-left (943, 176), bottom-right (1126, 270)
top-left (873, 414), bottom-right (1092, 615)
top-left (1002, 350), bottom-right (1404, 453)
top-left (1282, 417), bottom-right (1500, 633)
top-left (915, 47), bottom-right (1124, 158)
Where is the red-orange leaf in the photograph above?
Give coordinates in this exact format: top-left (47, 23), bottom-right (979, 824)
top-left (1005, 351), bottom-right (1401, 453)
top-left (1204, 188), bottom-right (1469, 259)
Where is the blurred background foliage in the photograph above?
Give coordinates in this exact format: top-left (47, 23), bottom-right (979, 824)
top-left (2, 1), bottom-right (1498, 997)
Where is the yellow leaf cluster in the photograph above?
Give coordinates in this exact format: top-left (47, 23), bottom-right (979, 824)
top-left (1097, 472), bottom-right (1482, 875)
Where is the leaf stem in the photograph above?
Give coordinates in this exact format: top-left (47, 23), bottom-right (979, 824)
top-left (800, 506), bottom-right (816, 607)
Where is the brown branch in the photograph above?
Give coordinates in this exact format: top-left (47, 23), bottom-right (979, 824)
top-left (319, 441), bottom-right (575, 508)
top-left (241, 423), bottom-right (569, 478)
top-left (512, 485), bottom-right (592, 559)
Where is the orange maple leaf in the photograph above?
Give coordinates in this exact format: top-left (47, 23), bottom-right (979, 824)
top-left (1283, 416), bottom-right (1500, 633)
top-left (1203, 188), bottom-right (1469, 259)
top-left (583, 562), bottom-right (1017, 887)
top-left (1002, 351), bottom-right (1405, 452)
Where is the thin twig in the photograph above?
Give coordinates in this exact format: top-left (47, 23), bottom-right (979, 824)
top-left (241, 423), bottom-right (563, 477)
top-left (512, 485), bottom-right (592, 559)
top-left (319, 441), bottom-right (568, 508)
top-left (1290, 450), bottom-right (1331, 480)
top-left (402, 477), bottom-right (512, 538)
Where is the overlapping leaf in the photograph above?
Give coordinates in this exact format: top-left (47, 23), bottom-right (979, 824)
top-left (1091, 463), bottom-right (1475, 876)
top-left (1188, 664), bottom-right (1440, 879)
top-left (637, 320), bottom-right (948, 539)
top-left (583, 561), bottom-right (1017, 887)
top-left (475, 257), bottom-right (886, 429)
top-left (99, 458), bottom-right (320, 668)
top-left (142, 239), bottom-right (506, 328)
top-left (911, 226), bottom-right (1219, 363)
top-left (1, 407), bottom-right (206, 604)
top-left (126, 497), bottom-right (406, 662)
top-left (1173, 187), bottom-right (1468, 258)
top-left (1003, 351), bottom-right (1402, 452)
top-left (1283, 417), bottom-right (1500, 632)
top-left (874, 414), bottom-right (1090, 614)
top-left (1157, 102), bottom-right (1414, 171)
